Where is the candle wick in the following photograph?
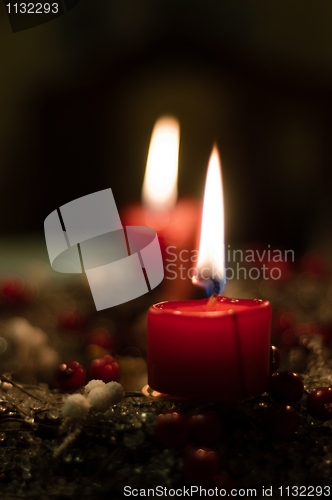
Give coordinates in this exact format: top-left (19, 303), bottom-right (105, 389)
top-left (206, 279), bottom-right (220, 311)
top-left (211, 279), bottom-right (220, 296)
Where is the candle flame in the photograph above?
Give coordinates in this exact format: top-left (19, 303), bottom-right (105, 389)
top-left (194, 146), bottom-right (225, 294)
top-left (142, 116), bottom-right (180, 211)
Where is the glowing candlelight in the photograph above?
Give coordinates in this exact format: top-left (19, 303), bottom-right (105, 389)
top-left (142, 116), bottom-right (180, 212)
top-left (121, 116), bottom-right (200, 298)
top-left (193, 146), bottom-right (225, 295)
top-left (147, 145), bottom-right (272, 400)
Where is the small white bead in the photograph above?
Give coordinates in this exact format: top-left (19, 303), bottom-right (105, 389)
top-left (105, 381), bottom-right (125, 405)
top-left (84, 379), bottom-right (105, 395)
top-left (62, 394), bottom-right (91, 419)
top-left (87, 386), bottom-right (113, 412)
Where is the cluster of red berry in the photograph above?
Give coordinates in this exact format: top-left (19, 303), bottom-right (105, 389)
top-left (0, 277), bottom-right (36, 306)
top-left (0, 277), bottom-right (120, 392)
top-left (267, 345), bottom-right (332, 437)
top-left (154, 409), bottom-right (234, 488)
top-left (55, 355), bottom-right (120, 392)
top-left (55, 315), bottom-right (120, 391)
top-left (152, 343), bottom-right (332, 487)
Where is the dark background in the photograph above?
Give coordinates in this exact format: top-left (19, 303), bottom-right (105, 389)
top-left (1, 1), bottom-right (332, 255)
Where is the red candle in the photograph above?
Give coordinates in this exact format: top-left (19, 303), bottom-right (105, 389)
top-left (148, 296), bottom-right (271, 400)
top-left (147, 146), bottom-right (272, 400)
top-left (122, 116), bottom-right (200, 298)
top-left (122, 199), bottom-right (199, 252)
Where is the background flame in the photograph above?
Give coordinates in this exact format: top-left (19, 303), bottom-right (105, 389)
top-left (142, 116), bottom-right (180, 211)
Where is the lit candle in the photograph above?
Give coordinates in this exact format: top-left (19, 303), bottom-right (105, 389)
top-left (121, 117), bottom-right (200, 298)
top-left (147, 147), bottom-right (272, 400)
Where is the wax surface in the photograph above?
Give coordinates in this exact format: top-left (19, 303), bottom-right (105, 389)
top-left (148, 296), bottom-right (271, 400)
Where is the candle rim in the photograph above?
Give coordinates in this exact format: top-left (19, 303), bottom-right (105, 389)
top-left (149, 296), bottom-right (271, 317)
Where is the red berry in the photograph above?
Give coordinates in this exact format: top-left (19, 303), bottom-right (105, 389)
top-left (0, 277), bottom-right (34, 305)
top-left (55, 361), bottom-right (87, 392)
top-left (269, 371), bottom-right (304, 404)
top-left (86, 327), bottom-right (114, 351)
top-left (89, 355), bottom-right (119, 382)
top-left (183, 446), bottom-right (221, 485)
top-left (306, 387), bottom-right (332, 421)
top-left (265, 404), bottom-right (300, 438)
top-left (58, 310), bottom-right (85, 330)
top-left (188, 412), bottom-right (223, 446)
top-left (154, 411), bottom-right (188, 448)
top-left (270, 346), bottom-right (281, 374)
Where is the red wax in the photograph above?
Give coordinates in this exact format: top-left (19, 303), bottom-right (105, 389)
top-left (122, 199), bottom-right (200, 299)
top-left (122, 198), bottom-right (199, 248)
top-left (148, 295), bottom-right (271, 400)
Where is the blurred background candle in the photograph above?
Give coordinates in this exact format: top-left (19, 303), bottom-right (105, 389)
top-left (122, 116), bottom-right (200, 299)
top-left (2, 3), bottom-right (332, 258)
top-left (147, 147), bottom-right (272, 400)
